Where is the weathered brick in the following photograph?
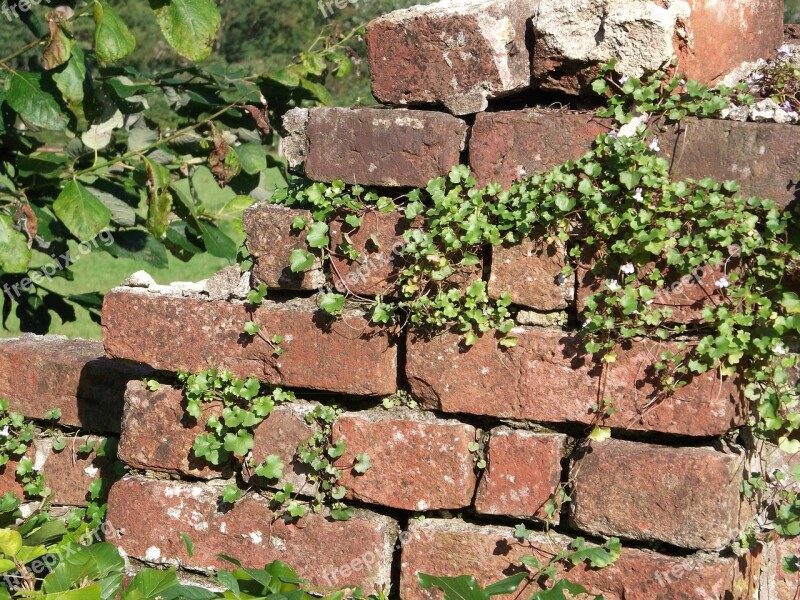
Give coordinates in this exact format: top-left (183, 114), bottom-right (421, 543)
top-left (406, 327), bottom-right (744, 437)
top-left (329, 211), bottom-right (409, 297)
top-left (761, 533), bottom-right (800, 600)
top-left (0, 335), bottom-right (150, 433)
top-left (470, 110), bottom-right (609, 187)
top-left (532, 0), bottom-right (782, 95)
top-left (246, 400), bottom-right (318, 494)
top-left (283, 108), bottom-right (467, 187)
top-left (399, 518), bottom-right (753, 600)
top-left (332, 410), bottom-right (477, 511)
top-left (118, 382), bottom-right (231, 479)
top-left (576, 253), bottom-right (732, 323)
top-left (243, 204), bottom-right (325, 291)
top-left (471, 111), bottom-right (800, 209)
top-left (474, 427), bottom-right (566, 521)
top-left (41, 435), bottom-right (113, 507)
top-left (106, 476), bottom-right (398, 591)
top-left (366, 0), bottom-right (538, 115)
top-left (102, 289), bottom-right (398, 396)
top-left (570, 439), bottom-right (745, 549)
top-left (489, 238), bottom-right (573, 310)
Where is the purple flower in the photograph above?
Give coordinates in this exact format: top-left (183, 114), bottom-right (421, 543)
top-left (780, 100), bottom-right (793, 112)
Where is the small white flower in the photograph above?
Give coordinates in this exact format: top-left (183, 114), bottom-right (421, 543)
top-left (0, 426), bottom-right (8, 438)
top-left (633, 188), bottom-right (644, 202)
top-left (606, 279), bottom-right (621, 292)
top-left (774, 341), bottom-right (789, 355)
top-left (621, 263), bottom-right (635, 275)
top-left (517, 166), bottom-right (527, 178)
top-left (583, 319), bottom-right (592, 328)
top-left (619, 74), bottom-right (629, 85)
top-left (714, 276), bottom-right (730, 289)
top-left (649, 137), bottom-right (661, 152)
top-left (778, 43), bottom-right (792, 58)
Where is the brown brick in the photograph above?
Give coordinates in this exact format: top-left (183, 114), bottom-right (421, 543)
top-left (471, 111), bottom-right (800, 210)
top-left (106, 476), bottom-right (398, 592)
top-left (474, 427), bottom-right (566, 521)
top-left (570, 439), bottom-right (745, 549)
top-left (332, 410), bottom-right (477, 511)
top-left (365, 0), bottom-right (538, 115)
top-left (406, 327), bottom-right (744, 437)
top-left (762, 533), bottom-right (800, 600)
top-left (399, 518), bottom-right (752, 600)
top-left (664, 119), bottom-right (800, 210)
top-left (243, 204), bottom-right (325, 291)
top-left (102, 289), bottom-right (397, 396)
top-left (531, 0), bottom-right (782, 95)
top-left (576, 254), bottom-right (732, 323)
top-left (329, 211), bottom-right (409, 297)
top-left (41, 435), bottom-right (114, 507)
top-left (284, 108), bottom-right (468, 187)
top-left (247, 400), bottom-right (318, 494)
top-left (0, 335), bottom-right (150, 433)
top-left (470, 110), bottom-right (609, 187)
top-left (118, 382), bottom-right (231, 480)
top-left (489, 238), bottom-right (573, 310)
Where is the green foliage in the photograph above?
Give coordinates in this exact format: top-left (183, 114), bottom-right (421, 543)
top-left (0, 1), bottom-right (358, 335)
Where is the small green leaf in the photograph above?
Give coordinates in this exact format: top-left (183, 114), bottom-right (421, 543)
top-left (354, 453), bottom-right (372, 474)
top-left (53, 181), bottom-right (112, 242)
top-left (149, 0), bottom-right (221, 62)
top-left (319, 293), bottom-right (345, 316)
top-left (254, 455), bottom-right (284, 480)
top-left (93, 1), bottom-right (136, 64)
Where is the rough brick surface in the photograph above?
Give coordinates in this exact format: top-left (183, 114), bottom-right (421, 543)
top-left (366, 0), bottom-right (538, 115)
top-left (284, 108), bottom-right (468, 187)
top-left (470, 110), bottom-right (609, 187)
top-left (399, 519), bottom-right (753, 600)
top-left (664, 119), bottom-right (800, 210)
top-left (118, 382), bottom-right (231, 479)
top-left (41, 436), bottom-right (114, 507)
top-left (762, 533), bottom-right (800, 600)
top-left (489, 238), bottom-right (573, 310)
top-left (577, 254), bottom-right (733, 323)
top-left (102, 289), bottom-right (398, 396)
top-left (329, 211), bottom-right (410, 297)
top-left (0, 335), bottom-right (150, 433)
top-left (332, 410), bottom-right (477, 511)
top-left (106, 476), bottom-right (398, 591)
top-left (247, 401), bottom-right (318, 494)
top-left (474, 427), bottom-right (566, 521)
top-left (406, 327), bottom-right (744, 436)
top-left (531, 0), bottom-right (782, 95)
top-left (243, 205), bottom-right (325, 291)
top-left (570, 440), bottom-right (745, 549)
top-left (470, 112), bottom-right (800, 209)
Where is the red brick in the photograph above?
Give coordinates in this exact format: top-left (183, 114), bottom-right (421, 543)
top-left (332, 410), bottom-right (477, 511)
top-left (471, 111), bottom-right (800, 210)
top-left (576, 254), bottom-right (733, 323)
top-left (664, 119), bottom-right (800, 210)
top-left (366, 0), bottom-right (538, 115)
top-left (41, 435), bottom-right (113, 507)
top-left (102, 289), bottom-right (398, 396)
top-left (786, 24), bottom-right (800, 42)
top-left (329, 211), bottom-right (409, 297)
top-left (399, 518), bottom-right (752, 600)
top-left (531, 0), bottom-right (781, 95)
top-left (470, 110), bottom-right (609, 187)
top-left (243, 204), bottom-right (325, 291)
top-left (406, 327), bottom-right (744, 437)
top-left (106, 476), bottom-right (398, 591)
top-left (763, 533), bottom-right (800, 600)
top-left (0, 335), bottom-right (150, 433)
top-left (474, 427), bottom-right (566, 521)
top-left (118, 382), bottom-right (231, 480)
top-left (489, 238), bottom-right (573, 310)
top-left (284, 108), bottom-right (468, 187)
top-left (0, 448), bottom-right (33, 500)
top-left (247, 400), bottom-right (318, 494)
top-left (570, 439), bottom-right (745, 549)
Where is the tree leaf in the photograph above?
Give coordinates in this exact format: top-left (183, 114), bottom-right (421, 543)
top-left (53, 46), bottom-right (87, 109)
top-left (53, 181), bottom-right (112, 241)
top-left (93, 1), bottom-right (136, 64)
top-left (42, 19), bottom-right (72, 70)
top-left (149, 0), bottom-right (221, 62)
top-left (5, 71), bottom-right (68, 131)
top-left (81, 110), bottom-right (124, 151)
top-left (0, 215), bottom-right (32, 274)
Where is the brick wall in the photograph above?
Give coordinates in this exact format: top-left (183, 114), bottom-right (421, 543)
top-left (1, 0), bottom-right (797, 598)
